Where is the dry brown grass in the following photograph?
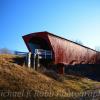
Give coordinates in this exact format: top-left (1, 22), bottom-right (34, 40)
top-left (0, 54), bottom-right (100, 99)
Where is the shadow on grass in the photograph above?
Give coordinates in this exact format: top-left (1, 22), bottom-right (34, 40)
top-left (64, 64), bottom-right (100, 82)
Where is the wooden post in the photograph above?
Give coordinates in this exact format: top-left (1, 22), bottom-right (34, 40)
top-left (58, 64), bottom-right (65, 74)
top-left (35, 54), bottom-right (40, 70)
top-left (28, 52), bottom-right (31, 68)
top-left (34, 53), bottom-right (36, 70)
top-left (37, 54), bottom-right (40, 68)
top-left (45, 51), bottom-right (46, 59)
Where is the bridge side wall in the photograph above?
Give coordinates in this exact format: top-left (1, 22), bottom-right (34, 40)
top-left (48, 34), bottom-right (98, 65)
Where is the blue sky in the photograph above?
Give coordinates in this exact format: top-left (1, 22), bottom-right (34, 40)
top-left (0, 0), bottom-right (100, 52)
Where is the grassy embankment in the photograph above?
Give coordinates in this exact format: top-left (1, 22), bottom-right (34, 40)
top-left (0, 54), bottom-right (100, 99)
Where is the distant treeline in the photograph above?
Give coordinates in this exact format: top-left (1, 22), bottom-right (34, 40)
top-left (0, 48), bottom-right (27, 56)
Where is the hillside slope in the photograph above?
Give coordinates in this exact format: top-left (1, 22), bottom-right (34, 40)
top-left (0, 54), bottom-right (100, 100)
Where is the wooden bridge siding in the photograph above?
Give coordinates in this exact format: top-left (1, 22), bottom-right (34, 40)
top-left (23, 31), bottom-right (99, 65)
top-left (48, 34), bottom-right (97, 65)
top-left (23, 32), bottom-right (53, 52)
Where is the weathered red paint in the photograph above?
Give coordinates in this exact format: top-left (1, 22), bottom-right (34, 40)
top-left (48, 34), bottom-right (99, 64)
top-left (23, 31), bottom-right (100, 65)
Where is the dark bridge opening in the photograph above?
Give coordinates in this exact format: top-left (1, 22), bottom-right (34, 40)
top-left (28, 37), bottom-right (51, 52)
top-left (28, 37), bottom-right (53, 67)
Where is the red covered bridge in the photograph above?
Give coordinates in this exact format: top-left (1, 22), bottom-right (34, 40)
top-left (23, 31), bottom-right (100, 74)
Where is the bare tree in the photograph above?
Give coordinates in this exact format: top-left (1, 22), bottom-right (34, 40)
top-left (95, 46), bottom-right (100, 52)
top-left (74, 40), bottom-right (83, 45)
top-left (0, 48), bottom-right (12, 54)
